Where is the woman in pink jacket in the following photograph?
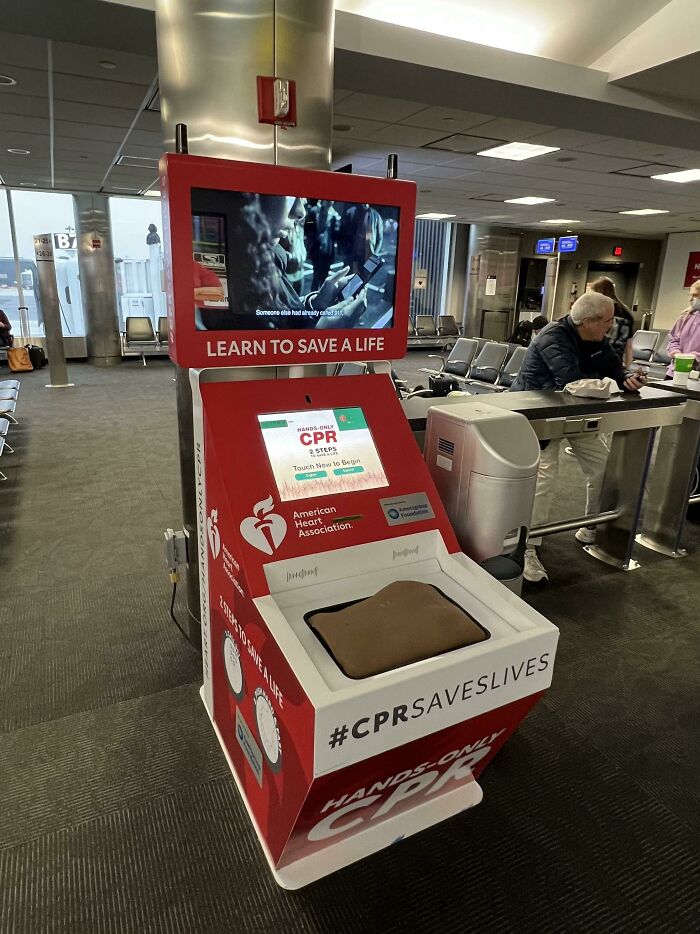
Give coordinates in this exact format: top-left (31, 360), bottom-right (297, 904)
top-left (667, 279), bottom-right (700, 376)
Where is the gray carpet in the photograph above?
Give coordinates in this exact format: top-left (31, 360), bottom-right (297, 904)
top-left (1, 356), bottom-right (698, 933)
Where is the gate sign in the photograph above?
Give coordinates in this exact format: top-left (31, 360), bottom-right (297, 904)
top-left (684, 251), bottom-right (700, 288)
top-left (535, 238), bottom-right (556, 255)
top-left (53, 233), bottom-right (76, 250)
top-left (558, 236), bottom-right (578, 253)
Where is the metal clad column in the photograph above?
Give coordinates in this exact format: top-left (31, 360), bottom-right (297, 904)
top-left (32, 234), bottom-right (71, 387)
top-left (155, 0), bottom-right (335, 644)
top-left (74, 194), bottom-right (121, 366)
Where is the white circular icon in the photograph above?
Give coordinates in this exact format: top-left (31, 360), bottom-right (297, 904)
top-left (254, 687), bottom-right (282, 771)
top-left (223, 633), bottom-right (244, 700)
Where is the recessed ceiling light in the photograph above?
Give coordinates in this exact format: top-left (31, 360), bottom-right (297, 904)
top-left (505, 196), bottom-right (556, 205)
top-left (651, 169), bottom-right (700, 183)
top-left (20, 182), bottom-right (37, 187)
top-left (477, 142), bottom-right (560, 162)
top-left (0, 74), bottom-right (17, 86)
top-left (333, 123), bottom-right (354, 132)
top-left (416, 212), bottom-right (456, 220)
top-left (443, 116), bottom-right (455, 122)
top-left (619, 208), bottom-right (670, 215)
top-left (540, 218), bottom-right (581, 224)
top-left (7, 148), bottom-right (30, 155)
top-left (99, 60), bottom-right (117, 70)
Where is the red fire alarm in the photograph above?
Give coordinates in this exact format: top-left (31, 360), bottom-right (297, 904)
top-left (257, 76), bottom-right (297, 127)
top-left (612, 245), bottom-right (623, 257)
top-left (92, 238), bottom-right (102, 249)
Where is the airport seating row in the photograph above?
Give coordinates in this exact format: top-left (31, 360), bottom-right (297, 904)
top-left (418, 338), bottom-right (527, 393)
top-left (121, 316), bottom-right (169, 365)
top-left (632, 330), bottom-right (673, 379)
top-left (407, 314), bottom-right (461, 350)
top-left (0, 378), bottom-right (20, 482)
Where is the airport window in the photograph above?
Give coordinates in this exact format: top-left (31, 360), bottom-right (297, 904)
top-left (4, 189), bottom-right (85, 339)
top-left (411, 219), bottom-right (452, 321)
top-left (109, 196), bottom-right (167, 330)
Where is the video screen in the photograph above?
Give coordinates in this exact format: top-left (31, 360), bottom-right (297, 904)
top-left (258, 407), bottom-right (389, 502)
top-left (192, 188), bottom-right (400, 332)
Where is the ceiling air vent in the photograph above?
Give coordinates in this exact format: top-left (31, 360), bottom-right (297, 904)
top-left (115, 155), bottom-right (160, 169)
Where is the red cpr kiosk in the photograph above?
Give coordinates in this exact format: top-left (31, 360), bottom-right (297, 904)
top-left (163, 154), bottom-right (559, 888)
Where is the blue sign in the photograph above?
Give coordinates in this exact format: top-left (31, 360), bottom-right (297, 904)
top-left (536, 238), bottom-right (556, 255)
top-left (558, 236), bottom-right (579, 253)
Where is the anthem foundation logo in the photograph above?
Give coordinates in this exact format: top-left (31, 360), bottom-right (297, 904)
top-left (240, 496), bottom-right (287, 555)
top-left (207, 508), bottom-right (221, 559)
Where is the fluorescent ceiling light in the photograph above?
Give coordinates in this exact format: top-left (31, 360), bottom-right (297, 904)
top-left (144, 189), bottom-right (161, 197)
top-left (651, 169), bottom-right (700, 183)
top-left (540, 218), bottom-right (581, 224)
top-left (478, 142), bottom-right (560, 162)
top-left (505, 196), bottom-right (556, 205)
top-left (619, 208), bottom-right (670, 215)
top-left (416, 212), bottom-right (456, 220)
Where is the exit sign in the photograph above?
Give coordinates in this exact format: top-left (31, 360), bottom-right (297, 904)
top-left (612, 245), bottom-right (623, 257)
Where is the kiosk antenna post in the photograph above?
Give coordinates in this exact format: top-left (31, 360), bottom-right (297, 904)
top-left (175, 123), bottom-right (189, 155)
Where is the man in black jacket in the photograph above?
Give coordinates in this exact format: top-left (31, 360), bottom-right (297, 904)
top-left (512, 292), bottom-right (646, 582)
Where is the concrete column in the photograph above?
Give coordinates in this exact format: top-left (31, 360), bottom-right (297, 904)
top-left (542, 255), bottom-right (560, 321)
top-left (155, 0), bottom-right (335, 644)
top-left (74, 194), bottom-right (121, 366)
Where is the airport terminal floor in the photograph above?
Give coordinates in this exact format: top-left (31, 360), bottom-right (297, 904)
top-left (1, 355), bottom-right (699, 933)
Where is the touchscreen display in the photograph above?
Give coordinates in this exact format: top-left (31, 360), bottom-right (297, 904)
top-left (258, 407), bottom-right (389, 502)
top-left (192, 188), bottom-right (399, 332)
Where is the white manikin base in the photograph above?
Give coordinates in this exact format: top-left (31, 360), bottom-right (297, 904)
top-left (201, 687), bottom-right (483, 889)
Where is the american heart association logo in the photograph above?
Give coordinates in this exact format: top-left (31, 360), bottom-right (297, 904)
top-left (206, 508), bottom-right (221, 559)
top-left (239, 495), bottom-right (287, 556)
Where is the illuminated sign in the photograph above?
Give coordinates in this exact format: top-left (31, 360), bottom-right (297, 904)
top-left (558, 236), bottom-right (578, 253)
top-left (535, 238), bottom-right (556, 255)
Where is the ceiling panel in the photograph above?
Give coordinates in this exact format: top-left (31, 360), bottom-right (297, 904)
top-left (397, 107), bottom-right (493, 132)
top-left (0, 92), bottom-right (48, 119)
top-left (0, 65), bottom-right (49, 97)
top-left (366, 125), bottom-right (450, 147)
top-left (334, 93), bottom-right (424, 122)
top-left (331, 117), bottom-right (388, 139)
top-left (52, 74), bottom-right (148, 108)
top-left (424, 134), bottom-right (505, 154)
top-left (468, 117), bottom-right (554, 141)
top-left (51, 41), bottom-right (156, 86)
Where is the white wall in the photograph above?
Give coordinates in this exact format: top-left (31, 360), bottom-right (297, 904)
top-left (654, 232), bottom-right (700, 329)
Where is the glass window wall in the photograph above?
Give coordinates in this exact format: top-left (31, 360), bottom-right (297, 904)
top-left (1, 190), bottom-right (85, 339)
top-left (109, 196), bottom-right (166, 330)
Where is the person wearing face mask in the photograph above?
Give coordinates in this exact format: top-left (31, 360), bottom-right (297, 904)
top-left (665, 279), bottom-right (700, 377)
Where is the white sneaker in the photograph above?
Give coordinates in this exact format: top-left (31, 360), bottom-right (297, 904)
top-left (575, 527), bottom-right (596, 544)
top-left (524, 548), bottom-right (549, 583)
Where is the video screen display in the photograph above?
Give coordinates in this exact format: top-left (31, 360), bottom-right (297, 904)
top-left (192, 188), bottom-right (400, 332)
top-left (258, 407), bottom-right (389, 502)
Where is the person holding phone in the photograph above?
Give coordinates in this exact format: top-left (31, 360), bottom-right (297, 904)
top-left (511, 292), bottom-right (646, 583)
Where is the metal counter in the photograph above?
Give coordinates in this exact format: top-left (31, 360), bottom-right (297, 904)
top-left (637, 380), bottom-right (700, 558)
top-left (404, 387), bottom-right (686, 571)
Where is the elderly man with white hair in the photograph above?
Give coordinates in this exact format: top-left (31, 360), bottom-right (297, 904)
top-left (511, 291), bottom-right (646, 583)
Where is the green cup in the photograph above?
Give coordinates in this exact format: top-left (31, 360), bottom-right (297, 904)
top-left (673, 353), bottom-right (695, 385)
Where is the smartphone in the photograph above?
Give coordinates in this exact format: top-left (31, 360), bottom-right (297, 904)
top-left (341, 255), bottom-right (383, 301)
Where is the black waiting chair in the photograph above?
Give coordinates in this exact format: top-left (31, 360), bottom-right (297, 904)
top-left (496, 345), bottom-right (527, 390)
top-left (419, 337), bottom-right (478, 381)
top-left (632, 329), bottom-right (660, 362)
top-left (464, 341), bottom-right (509, 388)
top-left (157, 316), bottom-right (169, 347)
top-left (122, 316), bottom-right (158, 365)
